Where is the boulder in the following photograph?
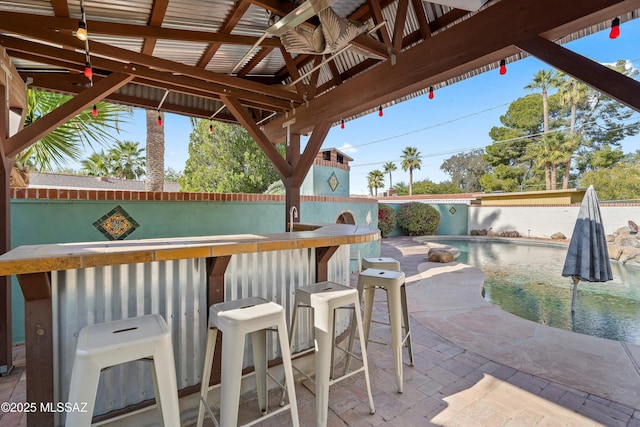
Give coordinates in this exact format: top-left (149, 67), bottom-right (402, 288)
top-left (428, 250), bottom-right (455, 263)
top-left (551, 232), bottom-right (566, 240)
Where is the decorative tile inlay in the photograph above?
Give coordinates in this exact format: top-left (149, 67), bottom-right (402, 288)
top-left (328, 172), bottom-right (339, 192)
top-left (93, 205), bottom-right (139, 240)
top-left (449, 207), bottom-right (457, 215)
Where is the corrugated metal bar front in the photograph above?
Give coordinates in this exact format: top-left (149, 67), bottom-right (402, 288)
top-left (51, 245), bottom-right (349, 424)
top-left (52, 258), bottom-right (208, 423)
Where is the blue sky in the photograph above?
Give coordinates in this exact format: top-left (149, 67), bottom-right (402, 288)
top-left (103, 18), bottom-right (640, 195)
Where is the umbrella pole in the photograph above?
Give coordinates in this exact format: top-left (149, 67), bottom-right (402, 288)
top-left (571, 276), bottom-right (579, 313)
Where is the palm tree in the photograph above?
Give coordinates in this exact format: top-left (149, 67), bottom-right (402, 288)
top-left (525, 70), bottom-right (562, 190)
top-left (383, 161), bottom-right (396, 189)
top-left (109, 140), bottom-right (146, 179)
top-left (145, 110), bottom-right (165, 191)
top-left (558, 75), bottom-right (589, 189)
top-left (367, 169), bottom-right (385, 196)
top-left (80, 151), bottom-right (113, 177)
top-left (15, 90), bottom-right (131, 185)
top-left (400, 146), bottom-right (422, 195)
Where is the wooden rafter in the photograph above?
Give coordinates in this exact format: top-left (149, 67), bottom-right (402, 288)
top-left (392, 0), bottom-right (409, 52)
top-left (2, 37), bottom-right (292, 111)
top-left (366, 0), bottom-right (393, 48)
top-left (238, 47), bottom-right (275, 77)
top-left (51, 0), bottom-right (69, 17)
top-left (293, 121), bottom-right (331, 187)
top-left (410, 0), bottom-right (431, 40)
top-left (516, 36), bottom-right (640, 112)
top-left (197, 0), bottom-right (251, 68)
top-left (141, 0), bottom-right (170, 55)
top-left (4, 73), bottom-right (134, 158)
top-left (305, 56), bottom-right (323, 99)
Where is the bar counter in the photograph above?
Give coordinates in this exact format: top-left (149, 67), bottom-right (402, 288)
top-left (0, 223), bottom-right (380, 426)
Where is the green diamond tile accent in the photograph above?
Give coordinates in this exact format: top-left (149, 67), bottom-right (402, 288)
top-left (93, 205), bottom-right (139, 240)
top-left (449, 207), bottom-right (457, 215)
top-left (328, 172), bottom-right (339, 192)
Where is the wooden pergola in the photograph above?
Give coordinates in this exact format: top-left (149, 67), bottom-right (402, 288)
top-left (1, 0), bottom-right (640, 388)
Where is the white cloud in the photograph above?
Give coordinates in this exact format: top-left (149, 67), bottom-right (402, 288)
top-left (338, 143), bottom-right (357, 154)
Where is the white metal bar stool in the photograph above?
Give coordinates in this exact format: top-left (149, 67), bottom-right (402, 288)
top-left (348, 268), bottom-right (414, 393)
top-left (361, 257), bottom-right (401, 272)
top-left (197, 297), bottom-right (299, 427)
top-left (283, 282), bottom-right (375, 426)
top-left (66, 314), bottom-right (181, 427)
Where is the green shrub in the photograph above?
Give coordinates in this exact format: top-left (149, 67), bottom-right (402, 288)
top-left (397, 203), bottom-right (440, 236)
top-left (378, 204), bottom-right (397, 238)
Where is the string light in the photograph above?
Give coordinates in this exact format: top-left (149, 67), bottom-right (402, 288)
top-left (157, 113), bottom-right (162, 126)
top-left (428, 86), bottom-right (434, 99)
top-left (499, 59), bottom-right (507, 75)
top-left (209, 121), bottom-right (213, 134)
top-left (91, 104), bottom-right (98, 117)
top-left (340, 119), bottom-right (345, 129)
top-left (378, 106), bottom-right (383, 117)
top-left (76, 21), bottom-right (87, 41)
top-left (610, 17), bottom-right (621, 39)
top-left (83, 61), bottom-right (92, 79)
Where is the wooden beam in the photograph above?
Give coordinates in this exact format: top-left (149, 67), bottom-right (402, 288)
top-left (293, 121), bottom-right (331, 187)
top-left (365, 0), bottom-right (392, 48)
top-left (51, 0), bottom-right (69, 17)
top-left (264, 0), bottom-right (640, 140)
top-left (141, 0), bottom-right (170, 55)
top-left (4, 37), bottom-right (293, 111)
top-left (392, 0), bottom-right (409, 52)
top-left (0, 11), bottom-right (281, 48)
top-left (205, 256), bottom-right (231, 385)
top-left (516, 36), bottom-right (640, 113)
top-left (17, 272), bottom-right (54, 427)
top-left (410, 0), bottom-right (431, 40)
top-left (198, 1), bottom-right (251, 68)
top-left (4, 73), bottom-right (134, 158)
top-left (237, 47), bottom-right (276, 77)
top-left (316, 246), bottom-right (338, 282)
top-left (0, 22), bottom-right (302, 104)
top-left (280, 47), bottom-right (307, 97)
top-left (305, 56), bottom-right (323, 99)
top-left (221, 95), bottom-right (292, 178)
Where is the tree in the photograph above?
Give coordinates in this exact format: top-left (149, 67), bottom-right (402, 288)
top-left (383, 162), bottom-right (397, 189)
top-left (164, 167), bottom-right (183, 182)
top-left (146, 110), bottom-right (165, 191)
top-left (525, 69), bottom-right (563, 189)
top-left (580, 162), bottom-right (640, 201)
top-left (440, 149), bottom-right (487, 192)
top-left (367, 169), bottom-right (385, 196)
top-left (180, 120), bottom-right (282, 193)
top-left (557, 73), bottom-right (588, 188)
top-left (400, 146), bottom-right (422, 195)
top-left (80, 141), bottom-right (146, 179)
top-left (13, 90), bottom-right (131, 186)
top-left (109, 141), bottom-right (146, 179)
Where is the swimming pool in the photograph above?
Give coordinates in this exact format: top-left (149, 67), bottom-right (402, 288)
top-left (432, 238), bottom-right (640, 345)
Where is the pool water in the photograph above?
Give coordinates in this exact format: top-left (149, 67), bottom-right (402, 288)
top-left (435, 239), bottom-right (640, 345)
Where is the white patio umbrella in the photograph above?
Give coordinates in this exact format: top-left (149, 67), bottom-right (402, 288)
top-left (562, 185), bottom-right (613, 313)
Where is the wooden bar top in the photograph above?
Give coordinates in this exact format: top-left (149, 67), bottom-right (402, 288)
top-left (0, 223), bottom-right (380, 276)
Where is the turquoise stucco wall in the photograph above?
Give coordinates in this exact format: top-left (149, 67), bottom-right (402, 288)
top-left (302, 165), bottom-right (350, 197)
top-left (380, 202), bottom-right (469, 237)
top-left (8, 198), bottom-right (379, 343)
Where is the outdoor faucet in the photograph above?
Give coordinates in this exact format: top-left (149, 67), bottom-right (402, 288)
top-left (289, 206), bottom-right (298, 232)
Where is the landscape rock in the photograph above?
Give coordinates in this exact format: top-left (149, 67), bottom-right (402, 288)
top-left (427, 250), bottom-right (455, 263)
top-left (551, 232), bottom-right (566, 240)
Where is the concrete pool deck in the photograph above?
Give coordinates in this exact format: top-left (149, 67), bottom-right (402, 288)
top-left (384, 236), bottom-right (640, 412)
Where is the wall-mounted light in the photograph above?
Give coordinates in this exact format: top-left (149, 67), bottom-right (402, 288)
top-left (610, 17), bottom-right (621, 39)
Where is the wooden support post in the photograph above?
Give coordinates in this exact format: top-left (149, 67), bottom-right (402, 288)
top-left (0, 82), bottom-right (11, 375)
top-left (17, 272), bottom-right (53, 427)
top-left (316, 246), bottom-right (338, 283)
top-left (206, 256), bottom-right (231, 385)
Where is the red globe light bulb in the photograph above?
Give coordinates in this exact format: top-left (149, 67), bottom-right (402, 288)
top-left (610, 17), bottom-right (620, 39)
top-left (157, 115), bottom-right (162, 126)
top-left (378, 106), bottom-right (383, 117)
top-left (428, 87), bottom-right (434, 99)
top-left (83, 61), bottom-right (93, 79)
top-left (340, 119), bottom-right (345, 129)
top-left (209, 123), bottom-right (213, 134)
top-left (91, 104), bottom-right (98, 117)
top-left (499, 59), bottom-right (507, 75)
